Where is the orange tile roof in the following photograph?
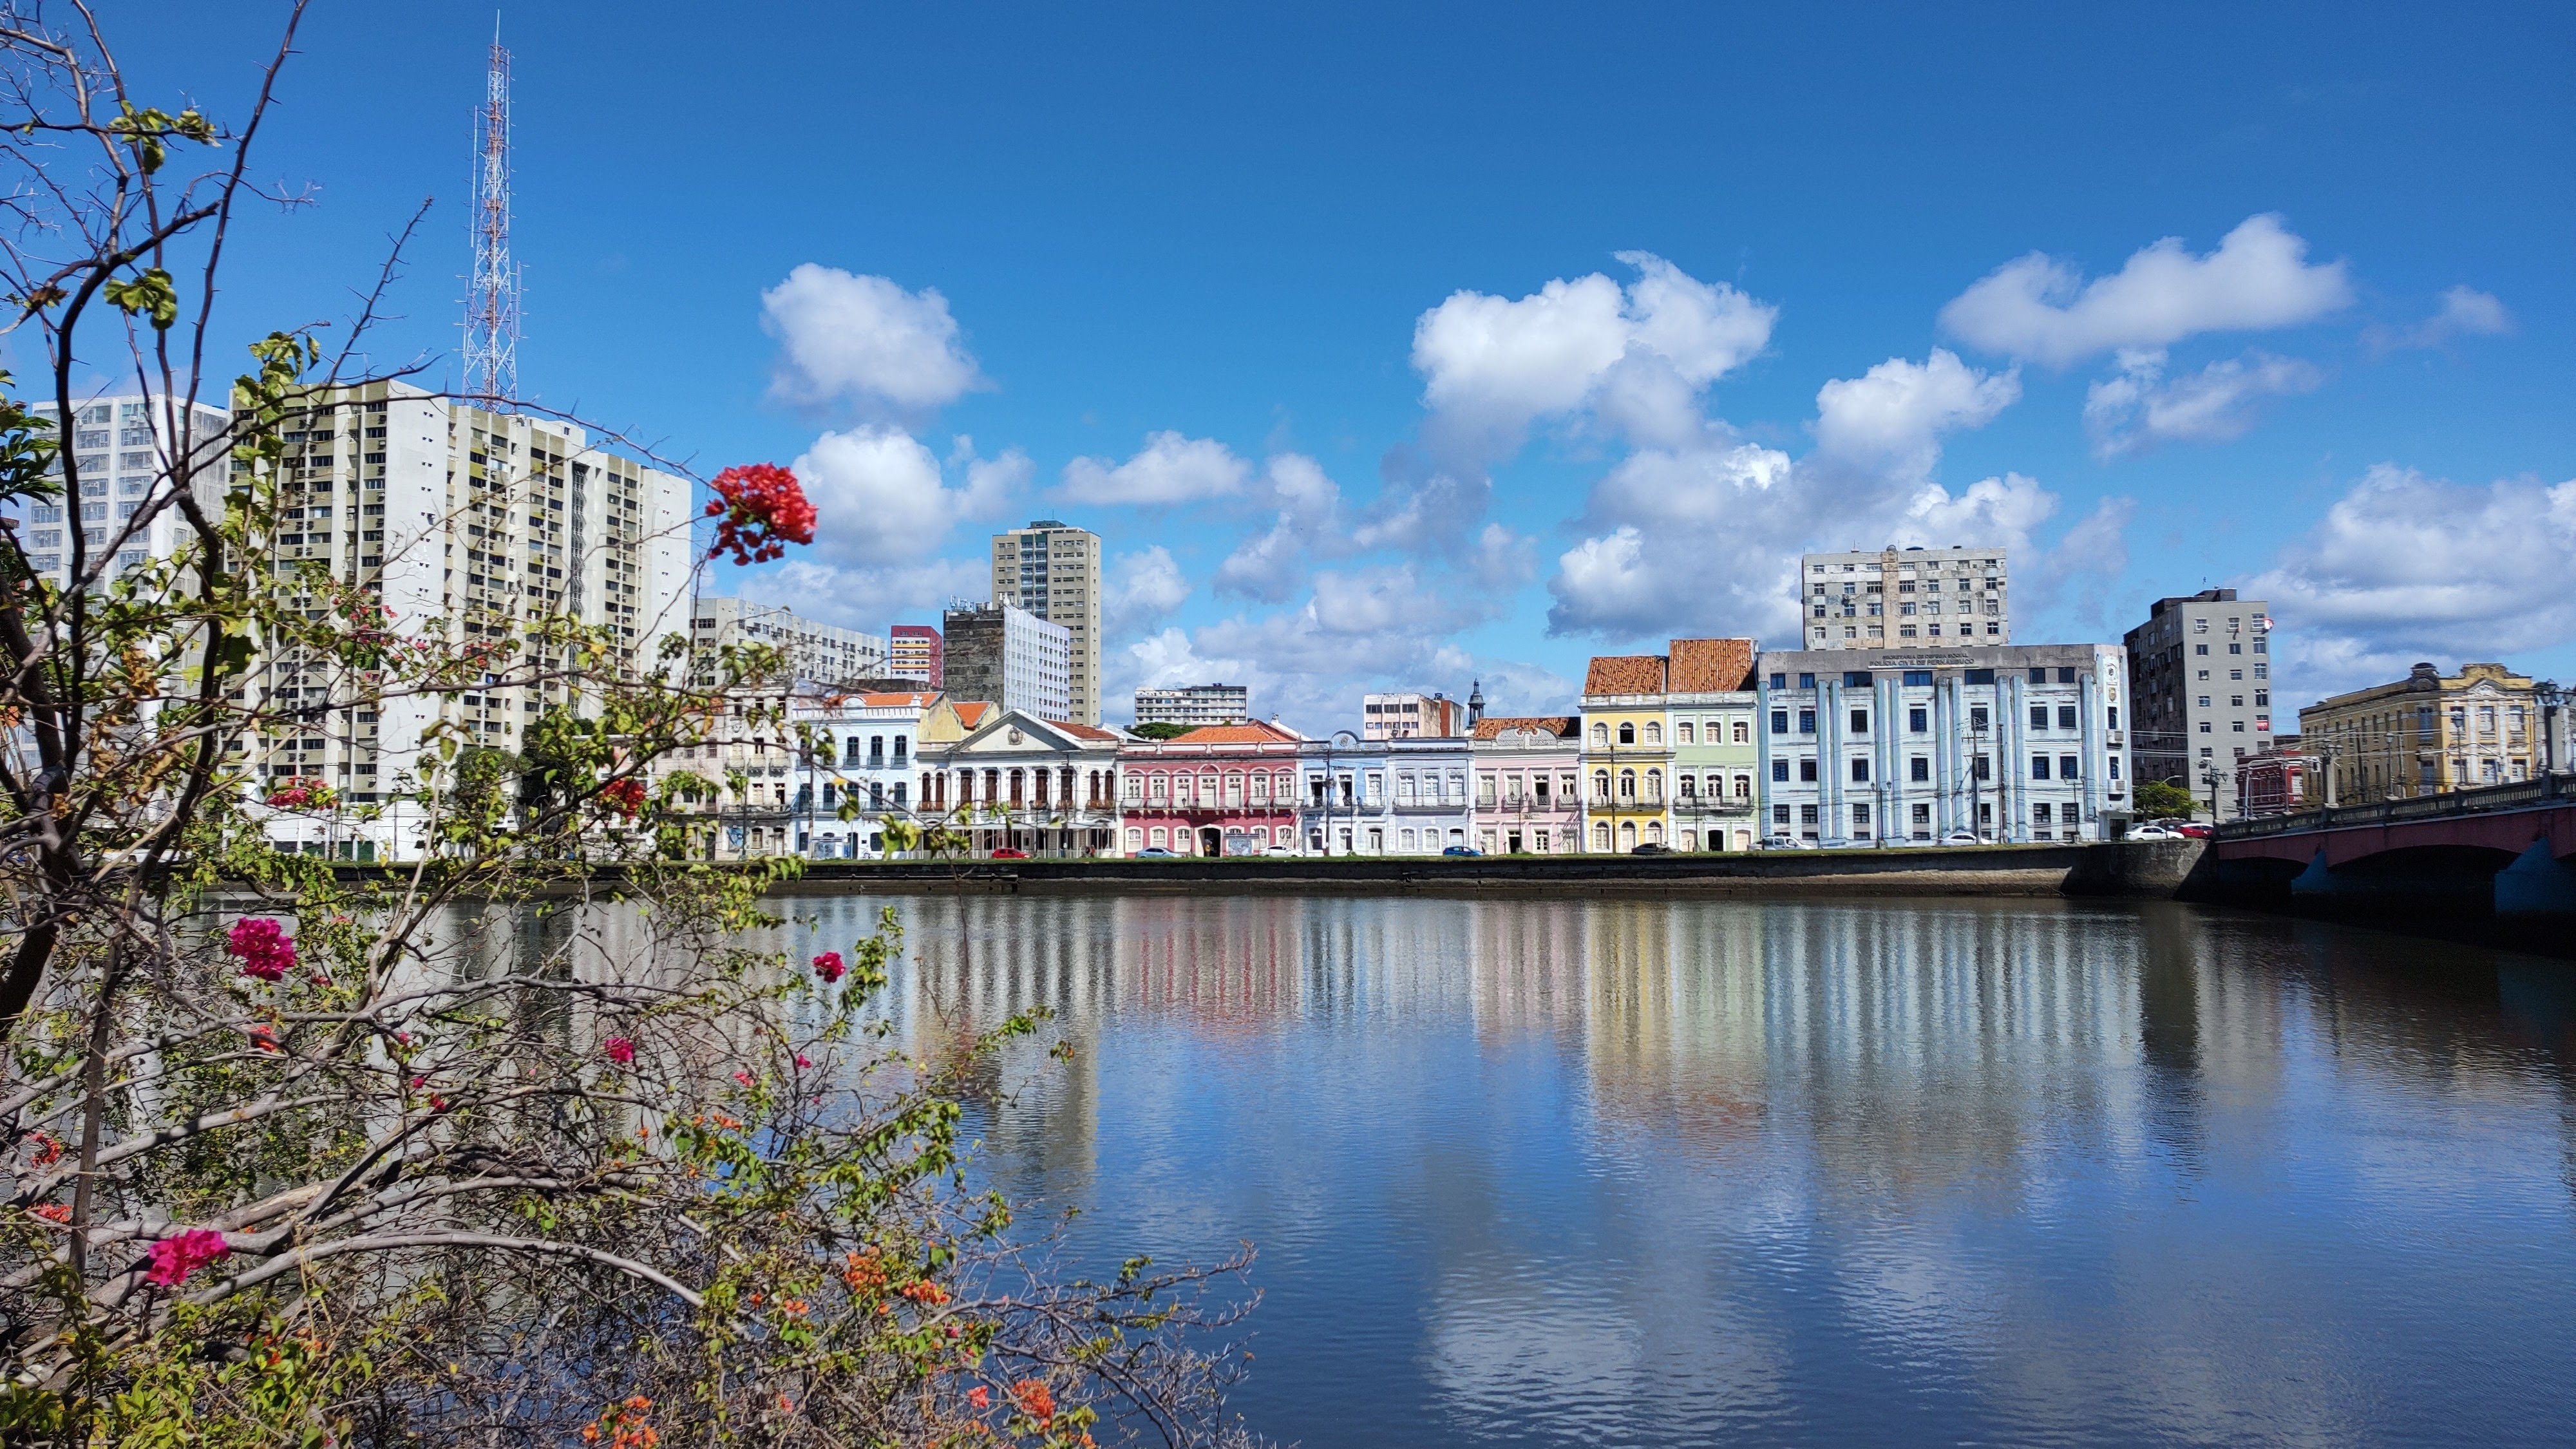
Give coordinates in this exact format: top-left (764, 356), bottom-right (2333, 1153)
top-left (1155, 720), bottom-right (1303, 746)
top-left (1584, 655), bottom-right (1666, 695)
top-left (1046, 719), bottom-right (1124, 742)
top-left (951, 702), bottom-right (994, 727)
top-left (1472, 715), bottom-right (1578, 741)
top-left (857, 691), bottom-right (936, 708)
top-left (1667, 638), bottom-right (1756, 692)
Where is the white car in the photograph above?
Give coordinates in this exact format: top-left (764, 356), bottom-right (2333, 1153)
top-left (1939, 831), bottom-right (1984, 846)
top-left (2126, 823), bottom-right (2183, 840)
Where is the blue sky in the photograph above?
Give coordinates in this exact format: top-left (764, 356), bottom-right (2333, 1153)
top-left (104, 3), bottom-right (2576, 727)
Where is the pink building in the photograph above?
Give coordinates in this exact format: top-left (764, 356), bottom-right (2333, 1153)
top-left (1117, 721), bottom-right (1305, 856)
top-left (1470, 715), bottom-right (1584, 855)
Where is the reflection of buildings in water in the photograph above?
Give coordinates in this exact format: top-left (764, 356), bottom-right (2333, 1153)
top-left (1574, 902), bottom-right (1770, 1151)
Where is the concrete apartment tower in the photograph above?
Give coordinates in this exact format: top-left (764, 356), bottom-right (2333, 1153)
top-left (684, 597), bottom-right (887, 690)
top-left (991, 519), bottom-right (1101, 726)
top-left (1800, 545), bottom-right (2010, 649)
top-left (942, 601), bottom-right (1073, 721)
top-left (2123, 588), bottom-right (2275, 817)
top-left (28, 393), bottom-right (233, 588)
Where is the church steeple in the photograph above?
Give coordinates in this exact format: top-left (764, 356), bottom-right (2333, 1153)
top-left (1467, 678), bottom-right (1485, 726)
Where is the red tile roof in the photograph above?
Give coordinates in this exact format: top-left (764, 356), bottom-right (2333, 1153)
top-left (1153, 720), bottom-right (1303, 746)
top-left (1471, 714), bottom-right (1579, 741)
top-left (857, 691), bottom-right (936, 708)
top-left (1046, 719), bottom-right (1125, 742)
top-left (951, 702), bottom-right (994, 728)
top-left (1667, 638), bottom-right (1756, 692)
top-left (1584, 655), bottom-right (1667, 695)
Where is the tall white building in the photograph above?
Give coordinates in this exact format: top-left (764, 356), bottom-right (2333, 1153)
top-left (1134, 683), bottom-right (1248, 728)
top-left (942, 601), bottom-right (1072, 721)
top-left (1801, 545), bottom-right (2010, 650)
top-left (26, 393), bottom-right (232, 588)
top-left (243, 381), bottom-right (694, 859)
top-left (991, 520), bottom-right (1101, 726)
top-left (687, 596), bottom-right (887, 689)
top-left (1362, 691), bottom-right (1470, 740)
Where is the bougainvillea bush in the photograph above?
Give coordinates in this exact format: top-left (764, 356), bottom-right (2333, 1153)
top-left (0, 10), bottom-right (1253, 1446)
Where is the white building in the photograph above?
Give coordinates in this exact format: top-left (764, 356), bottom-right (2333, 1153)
top-left (1361, 690), bottom-right (1470, 740)
top-left (788, 689), bottom-right (936, 858)
top-left (1756, 643), bottom-right (2131, 844)
top-left (942, 601), bottom-right (1072, 721)
top-left (1298, 735), bottom-right (1476, 855)
top-left (243, 382), bottom-right (694, 860)
top-left (1801, 545), bottom-right (2010, 650)
top-left (688, 596), bottom-right (887, 690)
top-left (27, 393), bottom-right (232, 589)
top-left (1134, 683), bottom-right (1248, 728)
top-left (991, 519), bottom-right (1101, 726)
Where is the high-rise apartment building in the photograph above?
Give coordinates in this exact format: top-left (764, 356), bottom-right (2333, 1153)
top-left (242, 381), bottom-right (694, 858)
top-left (942, 601), bottom-right (1072, 721)
top-left (888, 624), bottom-right (943, 687)
top-left (991, 520), bottom-right (1101, 726)
top-left (686, 596), bottom-right (886, 689)
top-left (1135, 683), bottom-right (1249, 728)
top-left (1801, 545), bottom-right (2009, 649)
top-left (1362, 691), bottom-right (1470, 739)
top-left (2124, 588), bottom-right (2275, 815)
top-left (28, 393), bottom-right (232, 588)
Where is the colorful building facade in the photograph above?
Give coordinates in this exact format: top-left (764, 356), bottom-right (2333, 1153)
top-left (1471, 716), bottom-right (1582, 855)
top-left (1663, 638), bottom-right (1761, 853)
top-left (1117, 721), bottom-right (1305, 856)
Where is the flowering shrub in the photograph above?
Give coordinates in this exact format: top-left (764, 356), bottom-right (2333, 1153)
top-left (227, 918), bottom-right (297, 981)
top-left (261, 776), bottom-right (338, 810)
top-left (602, 1036), bottom-right (635, 1066)
top-left (580, 1396), bottom-right (660, 1449)
top-left (600, 777), bottom-right (647, 819)
top-left (144, 1229), bottom-right (231, 1287)
top-left (811, 950), bottom-right (846, 983)
top-left (703, 462), bottom-right (815, 565)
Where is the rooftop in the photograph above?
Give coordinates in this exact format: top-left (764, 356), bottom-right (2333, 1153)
top-left (1472, 715), bottom-right (1579, 741)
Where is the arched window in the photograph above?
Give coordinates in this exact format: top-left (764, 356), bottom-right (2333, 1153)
top-left (1645, 820), bottom-right (1665, 844)
top-left (1645, 768), bottom-right (1662, 803)
top-left (1677, 721), bottom-right (1695, 744)
top-left (1732, 721), bottom-right (1750, 744)
top-left (1643, 721), bottom-right (1663, 745)
top-left (1619, 820), bottom-right (1638, 850)
top-left (1618, 721), bottom-right (1636, 744)
top-left (1619, 769), bottom-right (1636, 800)
top-left (1591, 723), bottom-right (1608, 748)
top-left (1593, 769), bottom-right (1611, 802)
top-left (1734, 773), bottom-right (1752, 799)
top-left (1594, 821), bottom-right (1612, 851)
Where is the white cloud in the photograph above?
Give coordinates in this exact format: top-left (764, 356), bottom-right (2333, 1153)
top-left (791, 426), bottom-right (1023, 567)
top-left (1412, 252), bottom-right (1774, 464)
top-left (2365, 285), bottom-right (2514, 354)
top-left (737, 556), bottom-right (989, 635)
top-left (1811, 349), bottom-right (2021, 478)
top-left (1104, 545), bottom-right (1191, 640)
top-left (1215, 453), bottom-right (1348, 601)
top-left (761, 264), bottom-right (985, 417)
top-left (2082, 348), bottom-right (2325, 458)
top-left (1059, 431), bottom-right (1251, 506)
top-left (2247, 464), bottom-right (2576, 696)
top-left (1939, 214), bottom-right (2351, 368)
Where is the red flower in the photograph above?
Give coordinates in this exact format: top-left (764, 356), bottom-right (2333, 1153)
top-left (604, 1036), bottom-right (636, 1066)
top-left (794, 1054), bottom-right (812, 1070)
top-left (1010, 1378), bottom-right (1056, 1426)
top-left (811, 951), bottom-right (846, 984)
top-left (600, 777), bottom-right (647, 819)
top-left (248, 1026), bottom-right (281, 1052)
top-left (30, 1202), bottom-right (71, 1224)
top-left (144, 1227), bottom-right (230, 1287)
top-left (703, 463), bottom-right (816, 565)
top-left (227, 918), bottom-right (298, 981)
top-left (967, 1385), bottom-right (990, 1410)
top-left (732, 1069), bottom-right (754, 1087)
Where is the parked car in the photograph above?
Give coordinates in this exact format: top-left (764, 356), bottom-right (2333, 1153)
top-left (2127, 823), bottom-right (2182, 840)
top-left (1631, 843), bottom-right (1671, 856)
top-left (1441, 845), bottom-right (1482, 857)
top-left (1816, 837), bottom-right (1855, 849)
top-left (2174, 822), bottom-right (2213, 839)
top-left (1264, 844), bottom-right (1296, 857)
top-left (1940, 831), bottom-right (1984, 846)
top-left (1757, 835), bottom-right (1816, 850)
top-left (990, 847), bottom-right (1029, 860)
top-left (1134, 847), bottom-right (1175, 858)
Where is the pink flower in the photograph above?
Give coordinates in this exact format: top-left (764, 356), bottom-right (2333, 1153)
top-left (811, 951), bottom-right (846, 984)
top-left (732, 1069), bottom-right (755, 1087)
top-left (795, 1054), bottom-right (813, 1070)
top-left (227, 918), bottom-right (298, 982)
top-left (604, 1036), bottom-right (636, 1066)
top-left (144, 1228), bottom-right (230, 1287)
top-left (704, 464), bottom-right (816, 565)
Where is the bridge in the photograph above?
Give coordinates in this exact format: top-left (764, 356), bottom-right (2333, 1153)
top-left (2210, 772), bottom-right (2576, 916)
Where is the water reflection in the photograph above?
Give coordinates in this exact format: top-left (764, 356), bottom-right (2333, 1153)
top-left (747, 893), bottom-right (2576, 1448)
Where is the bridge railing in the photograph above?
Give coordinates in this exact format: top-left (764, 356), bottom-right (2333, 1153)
top-left (2217, 770), bottom-right (2576, 840)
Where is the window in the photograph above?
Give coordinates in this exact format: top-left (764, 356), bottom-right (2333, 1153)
top-left (1903, 670), bottom-right (1933, 687)
top-left (1798, 758), bottom-right (1818, 782)
top-left (1908, 706), bottom-right (1928, 733)
top-left (1844, 670), bottom-right (1873, 687)
top-left (2058, 668), bottom-right (2077, 684)
top-left (1734, 721), bottom-right (1750, 744)
top-left (1773, 805), bottom-right (1790, 825)
top-left (1797, 709), bottom-right (1816, 734)
top-left (2195, 643), bottom-right (2209, 656)
top-left (2059, 754), bottom-right (2079, 779)
top-left (2058, 705), bottom-right (2077, 730)
top-left (1973, 754), bottom-right (1991, 781)
top-left (1677, 721), bottom-right (1696, 744)
top-left (1969, 706), bottom-right (1989, 730)
top-left (1771, 709), bottom-right (1790, 734)
top-left (2031, 755), bottom-right (2051, 780)
top-left (1909, 756), bottom-right (1929, 782)
top-left (1642, 721), bottom-right (1662, 746)
top-left (1849, 709), bottom-right (1869, 734)
top-left (1798, 673), bottom-right (1816, 688)
top-left (1772, 759), bottom-right (1789, 782)
top-left (1618, 721), bottom-right (1635, 744)
top-left (2031, 705), bottom-right (2049, 730)
top-left (1769, 672), bottom-right (1786, 689)
top-left (2228, 643), bottom-right (2242, 654)
top-left (1850, 757), bottom-right (1870, 782)
top-left (1591, 723), bottom-right (1608, 747)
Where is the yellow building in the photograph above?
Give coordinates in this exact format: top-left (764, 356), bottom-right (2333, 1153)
top-left (2297, 661), bottom-right (2537, 804)
top-left (1581, 654), bottom-right (1674, 852)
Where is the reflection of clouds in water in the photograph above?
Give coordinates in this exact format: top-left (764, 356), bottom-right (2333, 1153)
top-left (693, 890), bottom-right (2576, 1447)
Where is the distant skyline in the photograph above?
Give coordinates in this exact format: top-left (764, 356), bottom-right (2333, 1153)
top-left (82, 3), bottom-right (2576, 729)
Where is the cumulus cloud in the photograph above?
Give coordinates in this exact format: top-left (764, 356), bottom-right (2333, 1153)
top-left (2082, 348), bottom-right (2325, 458)
top-left (1059, 431), bottom-right (1251, 507)
top-left (1412, 251), bottom-right (1774, 465)
top-left (791, 427), bottom-right (1024, 567)
top-left (1215, 453), bottom-right (1349, 601)
top-left (1939, 214), bottom-right (2351, 368)
top-left (2246, 464), bottom-right (2576, 695)
top-left (761, 265), bottom-right (986, 417)
top-left (2364, 285), bottom-right (2514, 355)
top-left (1812, 349), bottom-right (2021, 479)
top-left (737, 556), bottom-right (989, 636)
top-left (1104, 545), bottom-right (1192, 640)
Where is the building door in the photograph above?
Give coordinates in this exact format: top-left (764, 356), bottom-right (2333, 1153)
top-left (1198, 826), bottom-right (1222, 857)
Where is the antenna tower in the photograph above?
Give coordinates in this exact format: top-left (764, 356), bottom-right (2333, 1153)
top-left (462, 19), bottom-right (518, 401)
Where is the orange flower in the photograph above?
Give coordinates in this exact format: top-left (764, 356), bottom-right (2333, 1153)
top-left (1010, 1378), bottom-right (1056, 1426)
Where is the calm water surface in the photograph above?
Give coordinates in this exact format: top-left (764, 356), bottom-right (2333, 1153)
top-left (762, 894), bottom-right (2576, 1447)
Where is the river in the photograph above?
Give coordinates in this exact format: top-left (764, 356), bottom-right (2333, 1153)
top-left (759, 892), bottom-right (2576, 1447)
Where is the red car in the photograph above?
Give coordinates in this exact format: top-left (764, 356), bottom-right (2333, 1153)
top-left (990, 847), bottom-right (1030, 859)
top-left (2174, 823), bottom-right (2213, 840)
